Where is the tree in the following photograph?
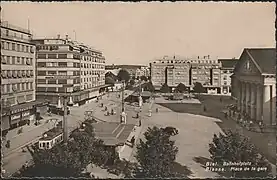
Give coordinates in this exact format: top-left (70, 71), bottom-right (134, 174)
top-left (117, 69), bottom-right (130, 82)
top-left (134, 126), bottom-right (179, 178)
top-left (175, 83), bottom-right (188, 93)
top-left (129, 79), bottom-right (135, 86)
top-left (140, 75), bottom-right (147, 81)
top-left (105, 76), bottom-right (115, 85)
top-left (18, 123), bottom-right (115, 177)
top-left (144, 82), bottom-right (155, 92)
top-left (193, 82), bottom-right (205, 94)
top-left (208, 130), bottom-right (272, 178)
top-left (160, 83), bottom-right (170, 93)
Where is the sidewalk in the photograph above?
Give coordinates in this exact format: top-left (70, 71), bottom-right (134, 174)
top-left (3, 115), bottom-right (61, 156)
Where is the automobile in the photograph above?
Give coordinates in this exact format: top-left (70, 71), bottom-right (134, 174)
top-left (162, 126), bottom-right (179, 136)
top-left (48, 104), bottom-right (70, 115)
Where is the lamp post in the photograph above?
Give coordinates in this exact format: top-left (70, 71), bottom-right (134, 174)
top-left (62, 95), bottom-right (68, 143)
top-left (121, 80), bottom-right (127, 124)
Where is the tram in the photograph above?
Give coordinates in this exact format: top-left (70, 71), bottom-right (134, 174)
top-left (38, 126), bottom-right (63, 150)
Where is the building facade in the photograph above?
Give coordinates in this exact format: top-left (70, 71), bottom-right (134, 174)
top-left (231, 48), bottom-right (276, 126)
top-left (150, 56), bottom-right (190, 90)
top-left (150, 55), bottom-right (221, 93)
top-left (1, 21), bottom-right (38, 132)
top-left (32, 35), bottom-right (106, 106)
top-left (218, 59), bottom-right (238, 95)
top-left (135, 66), bottom-right (150, 78)
top-left (190, 56), bottom-right (221, 94)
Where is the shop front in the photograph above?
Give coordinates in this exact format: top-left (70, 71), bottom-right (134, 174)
top-left (1, 111), bottom-right (10, 137)
top-left (9, 101), bottom-right (40, 130)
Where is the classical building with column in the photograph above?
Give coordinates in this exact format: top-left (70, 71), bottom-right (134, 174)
top-left (231, 48), bottom-right (276, 127)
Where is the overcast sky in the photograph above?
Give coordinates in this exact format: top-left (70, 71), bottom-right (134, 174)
top-left (1, 2), bottom-right (275, 65)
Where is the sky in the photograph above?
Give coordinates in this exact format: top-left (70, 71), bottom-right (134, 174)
top-left (1, 2), bottom-right (275, 65)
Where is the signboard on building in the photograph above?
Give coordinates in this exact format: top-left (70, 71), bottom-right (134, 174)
top-left (11, 114), bottom-right (21, 121)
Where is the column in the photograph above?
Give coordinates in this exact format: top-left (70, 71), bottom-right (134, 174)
top-left (250, 83), bottom-right (256, 119)
top-left (262, 85), bottom-right (271, 125)
top-left (248, 83), bottom-right (252, 116)
top-left (237, 81), bottom-right (241, 110)
top-left (272, 84), bottom-right (276, 125)
top-left (256, 85), bottom-right (262, 121)
top-left (245, 83), bottom-right (250, 114)
top-left (240, 82), bottom-right (245, 114)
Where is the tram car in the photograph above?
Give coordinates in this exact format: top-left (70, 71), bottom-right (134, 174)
top-left (38, 126), bottom-right (63, 150)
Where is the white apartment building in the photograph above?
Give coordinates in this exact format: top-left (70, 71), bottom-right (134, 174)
top-left (1, 21), bottom-right (38, 132)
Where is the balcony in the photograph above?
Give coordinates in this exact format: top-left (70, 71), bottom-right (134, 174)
top-left (1, 32), bottom-right (32, 43)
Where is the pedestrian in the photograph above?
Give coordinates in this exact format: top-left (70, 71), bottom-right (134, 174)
top-left (156, 108), bottom-right (159, 113)
top-left (111, 109), bottom-right (114, 115)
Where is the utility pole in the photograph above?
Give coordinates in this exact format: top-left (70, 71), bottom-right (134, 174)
top-left (63, 96), bottom-right (68, 143)
top-left (121, 81), bottom-right (125, 113)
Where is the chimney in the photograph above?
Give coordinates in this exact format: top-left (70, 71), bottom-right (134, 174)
top-left (207, 55), bottom-right (210, 59)
top-left (198, 56), bottom-right (199, 59)
top-left (57, 34), bottom-right (60, 39)
top-left (204, 56), bottom-right (206, 59)
top-left (65, 34), bottom-right (68, 40)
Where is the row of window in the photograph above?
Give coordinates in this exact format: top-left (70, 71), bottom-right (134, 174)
top-left (82, 82), bottom-right (105, 90)
top-left (37, 53), bottom-right (105, 63)
top-left (81, 71), bottom-right (103, 76)
top-left (37, 87), bottom-right (72, 93)
top-left (37, 62), bottom-right (77, 68)
top-left (38, 78), bottom-right (80, 84)
top-left (37, 45), bottom-right (60, 51)
top-left (82, 77), bottom-right (104, 83)
top-left (153, 60), bottom-right (218, 64)
top-left (1, 28), bottom-right (31, 40)
top-left (1, 40), bottom-right (34, 53)
top-left (81, 63), bottom-right (104, 69)
top-left (36, 70), bottom-right (102, 76)
top-left (1, 55), bottom-right (33, 65)
top-left (1, 70), bottom-right (34, 79)
top-left (1, 82), bottom-right (34, 94)
top-left (3, 94), bottom-right (33, 106)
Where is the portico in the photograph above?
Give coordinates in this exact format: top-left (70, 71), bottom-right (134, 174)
top-left (231, 48), bottom-right (276, 126)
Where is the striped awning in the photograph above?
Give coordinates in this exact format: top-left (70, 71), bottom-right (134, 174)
top-left (7, 71), bottom-right (12, 78)
top-left (26, 70), bottom-right (31, 77)
top-left (17, 70), bottom-right (22, 77)
top-left (1, 71), bottom-right (7, 78)
top-left (12, 71), bottom-right (18, 78)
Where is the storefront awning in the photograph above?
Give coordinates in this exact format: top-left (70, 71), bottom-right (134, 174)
top-left (10, 100), bottom-right (44, 113)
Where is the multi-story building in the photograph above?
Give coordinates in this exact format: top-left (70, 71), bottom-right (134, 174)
top-left (190, 56), bottom-right (221, 94)
top-left (218, 58), bottom-right (238, 95)
top-left (135, 66), bottom-right (150, 79)
top-left (1, 21), bottom-right (39, 133)
top-left (150, 55), bottom-right (221, 93)
top-left (231, 48), bottom-right (276, 126)
top-left (32, 35), bottom-right (106, 106)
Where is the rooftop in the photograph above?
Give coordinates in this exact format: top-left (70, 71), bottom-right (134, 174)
top-left (40, 126), bottom-right (63, 141)
top-left (218, 59), bottom-right (238, 69)
top-left (245, 48), bottom-right (276, 74)
top-left (1, 21), bottom-right (31, 34)
top-left (93, 122), bottom-right (135, 146)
